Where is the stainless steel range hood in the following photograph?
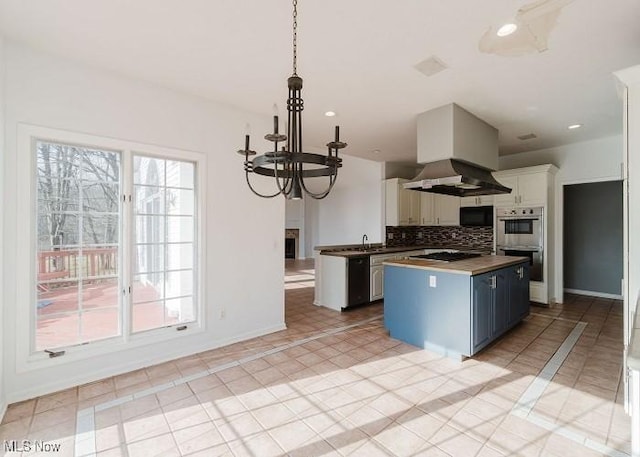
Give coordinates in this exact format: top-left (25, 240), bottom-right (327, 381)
top-left (404, 158), bottom-right (512, 197)
top-left (405, 103), bottom-right (512, 197)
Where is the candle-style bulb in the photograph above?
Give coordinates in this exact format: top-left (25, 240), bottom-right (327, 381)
top-left (245, 123), bottom-right (251, 135)
top-left (273, 115), bottom-right (279, 134)
top-left (245, 134), bottom-right (250, 151)
top-left (335, 126), bottom-right (340, 142)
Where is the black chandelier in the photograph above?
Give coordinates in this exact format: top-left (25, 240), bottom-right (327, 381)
top-left (237, 0), bottom-right (346, 200)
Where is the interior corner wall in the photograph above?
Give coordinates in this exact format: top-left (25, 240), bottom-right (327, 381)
top-left (306, 155), bottom-right (384, 252)
top-left (0, 35), bottom-right (6, 420)
top-left (2, 40), bottom-right (285, 403)
top-left (384, 162), bottom-right (420, 180)
top-left (499, 135), bottom-right (624, 302)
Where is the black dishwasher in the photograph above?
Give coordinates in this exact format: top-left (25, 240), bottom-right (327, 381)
top-left (347, 256), bottom-right (370, 308)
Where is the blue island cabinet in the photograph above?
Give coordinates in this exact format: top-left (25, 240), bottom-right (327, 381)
top-left (384, 261), bottom-right (529, 359)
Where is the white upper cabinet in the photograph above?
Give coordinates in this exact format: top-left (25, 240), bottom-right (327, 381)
top-left (420, 192), bottom-right (435, 225)
top-left (492, 175), bottom-right (520, 206)
top-left (434, 194), bottom-right (460, 225)
top-left (517, 173), bottom-right (548, 206)
top-left (385, 178), bottom-right (420, 226)
top-left (493, 166), bottom-right (556, 207)
top-left (420, 193), bottom-right (460, 226)
top-left (460, 195), bottom-right (495, 207)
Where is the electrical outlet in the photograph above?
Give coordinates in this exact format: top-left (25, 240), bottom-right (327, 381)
top-left (388, 233), bottom-right (394, 240)
top-left (402, 232), bottom-right (406, 239)
top-left (451, 233), bottom-right (457, 239)
top-left (417, 232), bottom-right (423, 239)
top-left (429, 275), bottom-right (437, 287)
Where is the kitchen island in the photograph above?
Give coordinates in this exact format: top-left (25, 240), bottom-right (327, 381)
top-left (384, 255), bottom-right (530, 359)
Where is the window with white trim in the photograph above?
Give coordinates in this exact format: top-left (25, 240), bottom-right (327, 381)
top-left (132, 156), bottom-right (196, 332)
top-left (34, 139), bottom-right (198, 352)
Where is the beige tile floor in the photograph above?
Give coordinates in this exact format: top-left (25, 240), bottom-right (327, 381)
top-left (0, 259), bottom-right (631, 456)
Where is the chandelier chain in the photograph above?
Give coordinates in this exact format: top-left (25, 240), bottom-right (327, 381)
top-left (292, 0), bottom-right (298, 75)
top-left (237, 0), bottom-right (345, 200)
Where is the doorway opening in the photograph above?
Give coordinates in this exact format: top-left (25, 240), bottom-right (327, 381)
top-left (563, 180), bottom-right (623, 299)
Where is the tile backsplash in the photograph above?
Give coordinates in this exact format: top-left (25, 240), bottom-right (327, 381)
top-left (386, 225), bottom-right (493, 250)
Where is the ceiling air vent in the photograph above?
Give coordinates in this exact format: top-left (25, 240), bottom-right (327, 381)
top-left (517, 133), bottom-right (537, 140)
top-left (414, 56), bottom-right (448, 77)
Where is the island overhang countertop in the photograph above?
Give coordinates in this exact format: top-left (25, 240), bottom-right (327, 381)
top-left (384, 255), bottom-right (530, 276)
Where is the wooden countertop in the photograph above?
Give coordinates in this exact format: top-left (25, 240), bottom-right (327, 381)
top-left (384, 255), bottom-right (529, 276)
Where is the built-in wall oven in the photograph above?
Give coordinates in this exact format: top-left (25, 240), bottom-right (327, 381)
top-left (496, 207), bottom-right (544, 282)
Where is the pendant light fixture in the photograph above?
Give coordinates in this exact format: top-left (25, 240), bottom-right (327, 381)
top-left (237, 0), bottom-right (346, 200)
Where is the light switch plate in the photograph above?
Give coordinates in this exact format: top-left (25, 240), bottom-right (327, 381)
top-left (429, 275), bottom-right (437, 287)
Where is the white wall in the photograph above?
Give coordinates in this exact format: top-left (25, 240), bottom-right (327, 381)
top-left (614, 64), bottom-right (640, 457)
top-left (2, 41), bottom-right (285, 402)
top-left (627, 74), bottom-right (640, 322)
top-left (499, 135), bottom-right (624, 302)
top-left (305, 154), bottom-right (384, 253)
top-left (0, 36), bottom-right (6, 420)
top-left (622, 71), bottom-right (640, 322)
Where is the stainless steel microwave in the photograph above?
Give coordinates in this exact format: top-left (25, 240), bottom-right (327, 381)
top-left (459, 205), bottom-right (493, 227)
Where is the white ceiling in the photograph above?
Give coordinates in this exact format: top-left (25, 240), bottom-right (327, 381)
top-left (0, 0), bottom-right (638, 164)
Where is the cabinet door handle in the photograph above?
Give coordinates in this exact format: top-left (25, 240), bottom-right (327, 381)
top-left (490, 275), bottom-right (497, 289)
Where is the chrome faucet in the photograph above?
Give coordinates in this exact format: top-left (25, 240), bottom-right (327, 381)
top-left (362, 234), bottom-right (369, 250)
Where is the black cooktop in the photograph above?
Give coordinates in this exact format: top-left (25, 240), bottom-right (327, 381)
top-left (411, 251), bottom-right (482, 262)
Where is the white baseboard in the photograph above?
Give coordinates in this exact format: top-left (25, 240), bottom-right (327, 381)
top-left (6, 322), bottom-right (287, 404)
top-left (564, 288), bottom-right (623, 300)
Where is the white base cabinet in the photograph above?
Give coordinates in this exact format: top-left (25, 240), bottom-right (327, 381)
top-left (370, 265), bottom-right (384, 301)
top-left (530, 281), bottom-right (547, 304)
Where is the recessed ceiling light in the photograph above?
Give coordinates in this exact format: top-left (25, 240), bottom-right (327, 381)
top-left (497, 23), bottom-right (518, 37)
top-left (324, 111), bottom-right (336, 117)
top-left (568, 124), bottom-right (583, 130)
top-left (372, 149), bottom-right (381, 154)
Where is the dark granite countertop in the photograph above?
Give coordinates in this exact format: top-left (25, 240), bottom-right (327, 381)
top-left (318, 244), bottom-right (493, 258)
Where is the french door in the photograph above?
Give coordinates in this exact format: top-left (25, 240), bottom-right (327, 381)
top-left (35, 140), bottom-right (197, 353)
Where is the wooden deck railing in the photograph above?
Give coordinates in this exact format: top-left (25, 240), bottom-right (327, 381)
top-left (38, 247), bottom-right (118, 285)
